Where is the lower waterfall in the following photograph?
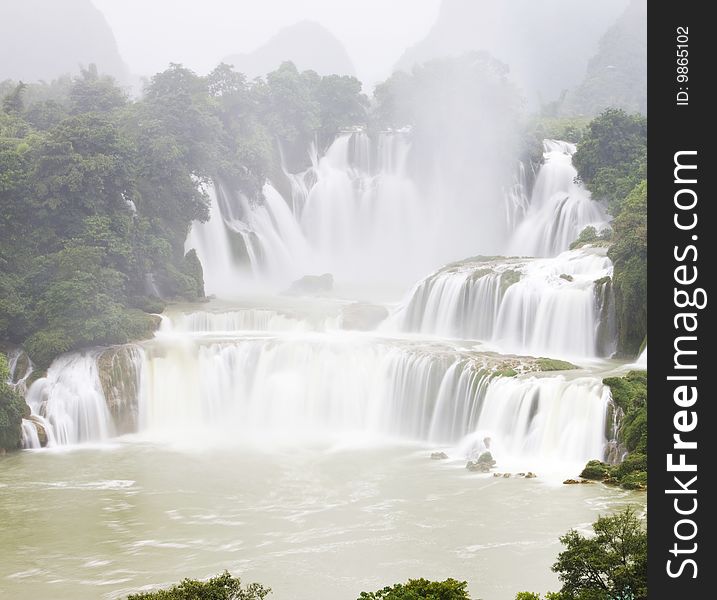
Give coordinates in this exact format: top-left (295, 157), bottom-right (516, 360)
top-left (22, 323), bottom-right (611, 467)
top-left (24, 352), bottom-right (115, 446)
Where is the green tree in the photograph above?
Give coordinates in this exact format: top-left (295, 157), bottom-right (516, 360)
top-left (358, 578), bottom-right (472, 600)
top-left (127, 571), bottom-right (271, 600)
top-left (572, 109), bottom-right (646, 214)
top-left (552, 508), bottom-right (647, 600)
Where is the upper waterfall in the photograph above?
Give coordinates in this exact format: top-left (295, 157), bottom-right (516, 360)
top-left (508, 140), bottom-right (609, 257)
top-left (186, 131), bottom-right (529, 292)
top-left (387, 247), bottom-right (617, 359)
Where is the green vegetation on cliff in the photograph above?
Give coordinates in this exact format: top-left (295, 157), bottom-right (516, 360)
top-left (0, 62), bottom-right (366, 368)
top-left (572, 109), bottom-right (646, 356)
top-left (0, 353), bottom-right (26, 451)
top-left (580, 371), bottom-right (647, 490)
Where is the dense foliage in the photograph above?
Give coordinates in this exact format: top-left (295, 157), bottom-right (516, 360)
top-left (0, 353), bottom-right (26, 450)
top-left (126, 572), bottom-right (270, 600)
top-left (1, 62), bottom-right (366, 368)
top-left (572, 109), bottom-right (646, 356)
top-left (581, 371), bottom-right (647, 490)
top-left (516, 508), bottom-right (647, 600)
top-left (359, 578), bottom-right (472, 600)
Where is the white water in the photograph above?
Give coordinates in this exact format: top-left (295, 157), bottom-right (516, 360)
top-left (24, 352), bottom-right (115, 446)
top-left (389, 247), bottom-right (615, 358)
top-left (187, 131), bottom-right (527, 290)
top-left (509, 140), bottom-right (609, 257)
top-left (23, 321), bottom-right (609, 471)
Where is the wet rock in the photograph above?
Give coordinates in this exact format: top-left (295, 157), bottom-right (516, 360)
top-left (563, 479), bottom-right (580, 485)
top-left (525, 472), bottom-right (537, 479)
top-left (28, 416), bottom-right (48, 447)
top-left (503, 473), bottom-right (512, 478)
top-left (97, 346), bottom-right (141, 435)
top-left (493, 473), bottom-right (503, 478)
top-left (466, 461), bottom-right (491, 472)
top-left (430, 452), bottom-right (449, 460)
top-left (516, 472), bottom-right (526, 477)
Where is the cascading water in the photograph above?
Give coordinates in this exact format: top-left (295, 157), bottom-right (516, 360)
top-left (508, 140), bottom-right (610, 257)
top-left (186, 130), bottom-right (526, 289)
top-left (388, 247), bottom-right (616, 358)
top-left (24, 352), bottom-right (116, 446)
top-left (17, 136), bottom-right (620, 473)
top-left (140, 325), bottom-right (609, 464)
top-left (21, 318), bottom-right (609, 468)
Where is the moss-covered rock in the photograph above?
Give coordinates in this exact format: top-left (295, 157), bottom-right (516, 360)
top-left (499, 269), bottom-right (521, 295)
top-left (535, 357), bottom-right (578, 371)
top-left (580, 460), bottom-right (611, 480)
top-left (97, 346), bottom-right (142, 435)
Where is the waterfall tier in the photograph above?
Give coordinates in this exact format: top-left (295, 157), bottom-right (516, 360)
top-left (388, 247), bottom-right (616, 358)
top-left (187, 131), bottom-right (524, 290)
top-left (508, 140), bottom-right (609, 257)
top-left (20, 327), bottom-right (610, 467)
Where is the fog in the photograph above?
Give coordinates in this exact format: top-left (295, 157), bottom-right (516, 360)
top-left (92, 0), bottom-right (441, 86)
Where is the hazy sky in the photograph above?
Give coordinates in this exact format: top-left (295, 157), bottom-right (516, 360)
top-left (92, 0), bottom-right (442, 86)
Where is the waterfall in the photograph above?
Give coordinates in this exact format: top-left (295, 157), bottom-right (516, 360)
top-left (508, 140), bottom-right (609, 257)
top-left (186, 131), bottom-right (526, 288)
top-left (388, 247), bottom-right (616, 358)
top-left (24, 352), bottom-right (118, 446)
top-left (159, 308), bottom-right (339, 334)
top-left (137, 331), bottom-right (609, 464)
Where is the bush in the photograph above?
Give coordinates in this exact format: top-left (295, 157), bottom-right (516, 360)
top-left (613, 453), bottom-right (646, 480)
top-left (579, 460), bottom-right (610, 480)
top-left (127, 572), bottom-right (270, 600)
top-left (569, 226), bottom-right (612, 250)
top-left (359, 578), bottom-right (471, 600)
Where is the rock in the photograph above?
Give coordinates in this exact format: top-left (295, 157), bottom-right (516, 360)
top-left (559, 273), bottom-right (574, 282)
top-left (579, 479), bottom-right (594, 484)
top-left (466, 460), bottom-right (491, 472)
top-left (23, 403), bottom-right (31, 419)
top-left (563, 479), bottom-right (580, 485)
top-left (503, 473), bottom-right (511, 478)
top-left (285, 273), bottom-right (334, 295)
top-left (340, 303), bottom-right (389, 331)
top-left (430, 451), bottom-right (449, 460)
top-left (97, 346), bottom-right (141, 435)
top-left (476, 451), bottom-right (496, 467)
top-left (516, 472), bottom-right (526, 477)
top-left (493, 472), bottom-right (502, 478)
top-left (525, 472), bottom-right (537, 479)
top-left (28, 416), bottom-right (48, 447)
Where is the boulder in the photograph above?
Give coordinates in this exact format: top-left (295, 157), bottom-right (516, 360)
top-left (525, 472), bottom-right (537, 479)
top-left (28, 416), bottom-right (48, 447)
top-left (563, 479), bottom-right (580, 485)
top-left (466, 461), bottom-right (491, 472)
top-left (430, 451), bottom-right (449, 460)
